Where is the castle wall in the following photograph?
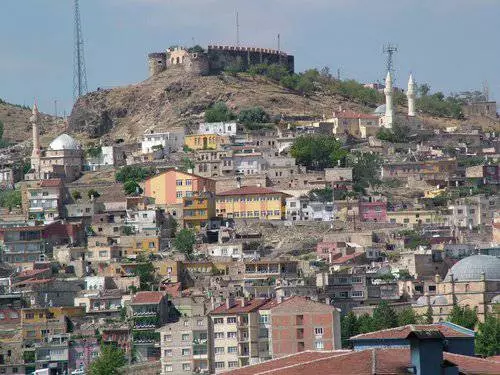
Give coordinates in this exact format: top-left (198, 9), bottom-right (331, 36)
top-left (148, 53), bottom-right (167, 77)
top-left (184, 53), bottom-right (210, 76)
top-left (207, 45), bottom-right (294, 73)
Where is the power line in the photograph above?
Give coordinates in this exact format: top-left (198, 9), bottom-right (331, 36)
top-left (73, 0), bottom-right (88, 102)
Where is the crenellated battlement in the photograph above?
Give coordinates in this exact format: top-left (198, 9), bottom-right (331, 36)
top-left (147, 43), bottom-right (294, 77)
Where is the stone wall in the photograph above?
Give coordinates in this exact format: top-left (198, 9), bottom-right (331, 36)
top-left (118, 361), bottom-right (161, 375)
top-left (148, 53), bottom-right (167, 77)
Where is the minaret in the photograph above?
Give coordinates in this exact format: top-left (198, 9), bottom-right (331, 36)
top-left (407, 74), bottom-right (416, 117)
top-left (30, 102), bottom-right (41, 176)
top-left (383, 71), bottom-right (393, 128)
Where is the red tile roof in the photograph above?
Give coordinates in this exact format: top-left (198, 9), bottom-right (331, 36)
top-left (17, 268), bottom-right (50, 278)
top-left (218, 186), bottom-right (290, 197)
top-left (350, 324), bottom-right (474, 340)
top-left (40, 178), bottom-right (63, 187)
top-left (331, 252), bottom-right (365, 264)
top-left (224, 348), bottom-right (500, 375)
top-left (131, 291), bottom-right (165, 304)
top-left (210, 298), bottom-right (271, 314)
top-left (269, 296), bottom-right (337, 313)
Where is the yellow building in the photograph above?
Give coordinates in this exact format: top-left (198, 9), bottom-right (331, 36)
top-left (183, 191), bottom-right (216, 231)
top-left (20, 307), bottom-right (84, 342)
top-left (216, 186), bottom-right (289, 220)
top-left (144, 168), bottom-right (216, 206)
top-left (184, 134), bottom-right (230, 150)
top-left (387, 209), bottom-right (448, 228)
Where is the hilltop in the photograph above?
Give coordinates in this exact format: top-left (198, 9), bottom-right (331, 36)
top-left (69, 66), bottom-right (384, 142)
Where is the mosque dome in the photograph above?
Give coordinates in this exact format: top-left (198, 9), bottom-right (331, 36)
top-left (430, 295), bottom-right (448, 305)
top-left (416, 296), bottom-right (427, 306)
top-left (374, 104), bottom-right (386, 115)
top-left (444, 255), bottom-right (500, 282)
top-left (491, 295), bottom-right (500, 304)
top-left (49, 134), bottom-right (80, 151)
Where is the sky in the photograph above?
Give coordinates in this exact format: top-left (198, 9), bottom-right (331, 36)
top-left (0, 0), bottom-right (499, 115)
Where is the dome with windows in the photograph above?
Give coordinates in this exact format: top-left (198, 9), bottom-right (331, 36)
top-left (444, 255), bottom-right (500, 282)
top-left (49, 134), bottom-right (80, 151)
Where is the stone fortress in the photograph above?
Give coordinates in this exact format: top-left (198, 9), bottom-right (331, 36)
top-left (148, 44), bottom-right (295, 77)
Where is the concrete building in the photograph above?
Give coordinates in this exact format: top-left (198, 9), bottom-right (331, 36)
top-left (23, 178), bottom-right (64, 224)
top-left (184, 134), bottom-right (230, 151)
top-left (448, 194), bottom-right (498, 228)
top-left (85, 145), bottom-right (126, 171)
top-left (141, 130), bottom-right (184, 154)
top-left (198, 122), bottom-right (237, 137)
top-left (358, 196), bottom-right (387, 222)
top-left (216, 186), bottom-right (289, 220)
top-left (269, 296), bottom-right (341, 357)
top-left (159, 316), bottom-right (210, 374)
top-left (144, 169), bottom-right (216, 206)
top-left (330, 110), bottom-right (379, 138)
top-left (182, 191), bottom-right (216, 231)
top-left (393, 248), bottom-right (448, 279)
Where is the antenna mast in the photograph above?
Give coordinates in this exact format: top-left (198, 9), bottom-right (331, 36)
top-left (73, 0), bottom-right (88, 102)
top-left (236, 11), bottom-right (240, 47)
top-left (382, 42), bottom-right (398, 80)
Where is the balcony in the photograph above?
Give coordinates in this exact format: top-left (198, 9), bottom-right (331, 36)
top-left (237, 333), bottom-right (249, 343)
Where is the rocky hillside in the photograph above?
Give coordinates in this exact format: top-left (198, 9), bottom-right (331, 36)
top-left (69, 66), bottom-right (366, 142)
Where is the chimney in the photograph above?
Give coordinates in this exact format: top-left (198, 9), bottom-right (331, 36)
top-left (225, 296), bottom-right (235, 309)
top-left (239, 297), bottom-right (246, 307)
top-left (406, 330), bottom-right (453, 375)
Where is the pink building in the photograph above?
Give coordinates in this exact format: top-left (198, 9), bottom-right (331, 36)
top-left (358, 196), bottom-right (387, 222)
top-left (316, 242), bottom-right (340, 262)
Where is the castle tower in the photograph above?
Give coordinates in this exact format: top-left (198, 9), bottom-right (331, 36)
top-left (148, 52), bottom-right (167, 77)
top-left (30, 102), bottom-right (41, 177)
top-left (383, 71), bottom-right (394, 128)
top-left (407, 74), bottom-right (416, 117)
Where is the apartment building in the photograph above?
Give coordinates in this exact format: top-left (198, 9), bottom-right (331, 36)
top-left (387, 209), bottom-right (448, 228)
top-left (269, 296), bottom-right (341, 357)
top-left (184, 134), bottom-right (230, 150)
top-left (145, 169), bottom-right (216, 206)
top-left (198, 122), bottom-right (237, 137)
top-left (216, 186), bottom-right (289, 220)
top-left (159, 316), bottom-right (210, 374)
top-left (22, 178), bottom-right (64, 223)
top-left (448, 194), bottom-right (498, 228)
top-left (358, 196), bottom-right (387, 222)
top-left (182, 191), bottom-right (216, 231)
top-left (142, 130), bottom-right (185, 154)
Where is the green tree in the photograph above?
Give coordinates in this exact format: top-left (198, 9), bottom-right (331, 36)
top-left (0, 190), bottom-right (22, 210)
top-left (308, 187), bottom-right (333, 202)
top-left (372, 301), bottom-right (398, 330)
top-left (88, 345), bottom-right (126, 375)
top-left (418, 83), bottom-right (431, 97)
top-left (447, 305), bottom-right (478, 330)
top-left (187, 45), bottom-right (204, 53)
top-left (357, 314), bottom-right (375, 333)
top-left (115, 166), bottom-right (154, 183)
top-left (290, 135), bottom-right (347, 171)
top-left (238, 107), bottom-right (270, 125)
top-left (376, 122), bottom-right (412, 143)
top-left (173, 228), bottom-right (196, 259)
top-left (348, 152), bottom-right (382, 193)
top-left (180, 157), bottom-right (195, 172)
top-left (72, 190), bottom-right (82, 201)
top-left (133, 256), bottom-right (156, 291)
top-left (124, 180), bottom-right (142, 196)
top-left (0, 120), bottom-right (4, 139)
top-left (424, 305), bottom-right (434, 324)
top-left (204, 102), bottom-right (236, 123)
top-left (475, 314), bottom-right (500, 357)
top-left (87, 189), bottom-right (100, 199)
top-left (397, 308), bottom-right (419, 326)
top-left (341, 312), bottom-right (359, 348)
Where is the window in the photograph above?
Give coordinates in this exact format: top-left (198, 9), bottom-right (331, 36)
top-left (351, 291), bottom-right (364, 298)
top-left (254, 210), bottom-right (259, 217)
top-left (228, 361), bottom-right (238, 368)
top-left (165, 364), bottom-right (173, 372)
top-left (339, 291), bottom-right (349, 298)
top-left (181, 334), bottom-right (190, 341)
top-left (352, 277), bottom-right (362, 283)
top-left (164, 349), bottom-right (172, 357)
top-left (176, 180), bottom-right (183, 186)
top-left (259, 315), bottom-right (269, 324)
top-left (314, 327), bottom-right (324, 335)
top-left (403, 218), bottom-right (410, 223)
top-left (164, 334), bottom-right (172, 342)
top-left (176, 192), bottom-right (183, 198)
top-left (197, 319), bottom-right (204, 326)
top-left (214, 332), bottom-right (224, 339)
top-left (182, 363), bottom-right (191, 372)
top-left (315, 341), bottom-right (324, 350)
top-left (215, 347), bottom-right (224, 354)
top-left (215, 362), bottom-right (225, 369)
top-left (227, 332), bottom-right (237, 339)
top-left (213, 318), bottom-right (224, 324)
top-left (227, 317), bottom-right (237, 324)
top-left (186, 179), bottom-right (192, 186)
top-left (227, 346), bottom-right (238, 353)
top-left (182, 348), bottom-right (190, 356)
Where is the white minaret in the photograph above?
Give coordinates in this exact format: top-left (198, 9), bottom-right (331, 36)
top-left (407, 74), bottom-right (416, 117)
top-left (30, 102), bottom-right (41, 176)
top-left (383, 71), bottom-right (394, 128)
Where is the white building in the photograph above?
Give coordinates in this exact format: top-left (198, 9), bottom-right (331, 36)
top-left (448, 195), bottom-right (498, 228)
top-left (85, 146), bottom-right (122, 171)
top-left (285, 197), bottom-right (336, 221)
top-left (233, 151), bottom-right (268, 175)
top-left (198, 122), bottom-right (237, 136)
top-left (203, 243), bottom-right (260, 260)
top-left (141, 130), bottom-right (185, 154)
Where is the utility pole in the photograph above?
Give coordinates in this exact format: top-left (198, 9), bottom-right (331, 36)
top-left (337, 68), bottom-right (341, 81)
top-left (54, 100), bottom-right (58, 118)
top-left (382, 42), bottom-right (398, 81)
top-left (73, 0), bottom-right (88, 102)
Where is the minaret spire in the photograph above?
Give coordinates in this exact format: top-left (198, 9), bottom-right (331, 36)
top-left (407, 73), bottom-right (416, 117)
top-left (30, 102), bottom-right (41, 177)
top-left (383, 71), bottom-right (394, 128)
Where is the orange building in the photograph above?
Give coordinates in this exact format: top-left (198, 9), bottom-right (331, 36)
top-left (183, 191), bottom-right (216, 231)
top-left (144, 169), bottom-right (216, 206)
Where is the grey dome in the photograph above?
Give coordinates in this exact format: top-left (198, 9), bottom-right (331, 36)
top-left (374, 104), bottom-right (386, 115)
top-left (445, 255), bottom-right (500, 282)
top-left (416, 296), bottom-right (428, 305)
top-left (430, 295), bottom-right (448, 305)
top-left (491, 295), bottom-right (500, 304)
top-left (49, 134), bottom-right (80, 151)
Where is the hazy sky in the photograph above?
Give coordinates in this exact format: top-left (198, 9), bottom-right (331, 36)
top-left (1, 0), bottom-right (499, 115)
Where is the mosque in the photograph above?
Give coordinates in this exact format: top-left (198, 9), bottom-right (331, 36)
top-left (413, 255), bottom-right (500, 323)
top-left (376, 72), bottom-right (416, 128)
top-left (25, 104), bottom-right (83, 182)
